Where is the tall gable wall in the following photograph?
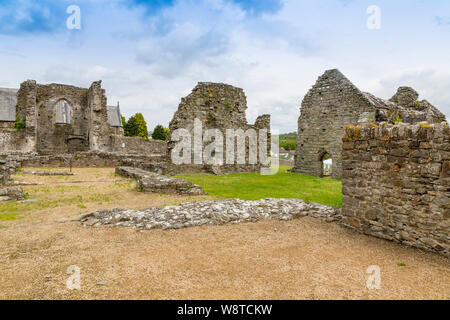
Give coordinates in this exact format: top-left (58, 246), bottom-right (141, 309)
top-left (34, 83), bottom-right (90, 154)
top-left (291, 69), bottom-right (376, 179)
top-left (168, 82), bottom-right (270, 173)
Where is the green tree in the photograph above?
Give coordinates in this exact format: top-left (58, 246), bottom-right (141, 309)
top-left (163, 127), bottom-right (170, 140)
top-left (124, 116), bottom-right (137, 137)
top-left (134, 113), bottom-right (149, 140)
top-left (280, 140), bottom-right (296, 151)
top-left (124, 113), bottom-right (149, 140)
top-left (152, 124), bottom-right (169, 141)
top-left (121, 116), bottom-right (129, 136)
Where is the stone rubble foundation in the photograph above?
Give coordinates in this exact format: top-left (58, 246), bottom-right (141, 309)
top-left (0, 187), bottom-right (24, 202)
top-left (21, 171), bottom-right (74, 176)
top-left (79, 198), bottom-right (341, 230)
top-left (0, 158), bottom-right (25, 201)
top-left (116, 166), bottom-right (204, 195)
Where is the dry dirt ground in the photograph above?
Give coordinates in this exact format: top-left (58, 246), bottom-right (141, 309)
top-left (0, 168), bottom-right (449, 300)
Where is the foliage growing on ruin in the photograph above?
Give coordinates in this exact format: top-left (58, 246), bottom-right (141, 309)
top-left (224, 98), bottom-right (234, 111)
top-left (386, 109), bottom-right (403, 124)
top-left (345, 125), bottom-right (361, 140)
top-left (393, 116), bottom-right (403, 124)
top-left (14, 111), bottom-right (26, 130)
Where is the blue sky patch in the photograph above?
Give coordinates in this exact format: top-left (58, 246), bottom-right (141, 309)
top-left (128, 0), bottom-right (176, 13)
top-left (231, 0), bottom-right (283, 15)
top-left (128, 0), bottom-right (283, 16)
top-left (0, 0), bottom-right (67, 35)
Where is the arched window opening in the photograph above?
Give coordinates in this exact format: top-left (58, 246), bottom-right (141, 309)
top-left (321, 152), bottom-right (332, 177)
top-left (55, 100), bottom-right (71, 124)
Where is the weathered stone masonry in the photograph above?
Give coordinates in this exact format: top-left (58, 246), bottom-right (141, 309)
top-left (0, 159), bottom-right (10, 185)
top-left (116, 166), bottom-right (204, 195)
top-left (169, 82), bottom-right (270, 173)
top-left (292, 69), bottom-right (446, 179)
top-left (1, 80), bottom-right (165, 156)
top-left (0, 159), bottom-right (24, 201)
top-left (341, 122), bottom-right (449, 256)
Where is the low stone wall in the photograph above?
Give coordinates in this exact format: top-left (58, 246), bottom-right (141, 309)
top-left (111, 135), bottom-right (168, 156)
top-left (22, 170), bottom-right (74, 176)
top-left (279, 159), bottom-right (294, 167)
top-left (0, 128), bottom-right (36, 153)
top-left (0, 187), bottom-right (24, 202)
top-left (12, 151), bottom-right (166, 168)
top-left (120, 158), bottom-right (262, 176)
top-left (116, 166), bottom-right (204, 195)
top-left (0, 158), bottom-right (25, 201)
top-left (1, 149), bottom-right (262, 176)
top-left (342, 122), bottom-right (449, 256)
top-left (0, 160), bottom-right (10, 185)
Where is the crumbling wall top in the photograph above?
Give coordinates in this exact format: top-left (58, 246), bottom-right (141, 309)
top-left (389, 86), bottom-right (420, 108)
top-left (343, 121), bottom-right (449, 142)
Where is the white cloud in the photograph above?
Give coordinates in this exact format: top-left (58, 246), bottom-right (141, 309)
top-left (376, 69), bottom-right (450, 120)
top-left (0, 0), bottom-right (449, 132)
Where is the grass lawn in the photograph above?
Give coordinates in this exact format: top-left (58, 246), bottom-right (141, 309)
top-left (177, 166), bottom-right (342, 207)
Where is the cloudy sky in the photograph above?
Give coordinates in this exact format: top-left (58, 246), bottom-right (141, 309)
top-left (0, 0), bottom-right (449, 132)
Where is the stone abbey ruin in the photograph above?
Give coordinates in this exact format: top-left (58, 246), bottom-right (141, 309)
top-left (0, 80), bottom-right (270, 168)
top-left (0, 80), bottom-right (166, 155)
top-left (169, 82), bottom-right (271, 173)
top-left (291, 69), bottom-right (446, 179)
top-left (0, 80), bottom-right (271, 199)
top-left (1, 70), bottom-right (449, 257)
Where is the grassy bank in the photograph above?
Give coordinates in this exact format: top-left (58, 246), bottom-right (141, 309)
top-left (177, 166), bottom-right (342, 207)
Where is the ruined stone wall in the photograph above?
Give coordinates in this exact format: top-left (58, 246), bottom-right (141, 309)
top-left (1, 80), bottom-right (40, 153)
top-left (292, 70), bottom-right (446, 179)
top-left (292, 70), bottom-right (376, 179)
top-left (387, 87), bottom-right (446, 124)
top-left (0, 159), bottom-right (9, 185)
top-left (1, 80), bottom-right (124, 155)
top-left (88, 81), bottom-right (112, 152)
top-left (121, 157), bottom-right (262, 176)
top-left (0, 125), bottom-right (35, 152)
top-left (342, 122), bottom-right (449, 256)
top-left (111, 135), bottom-right (168, 156)
top-left (0, 158), bottom-right (24, 202)
top-left (33, 83), bottom-right (90, 154)
top-left (168, 82), bottom-right (270, 172)
top-left (16, 151), bottom-right (164, 168)
top-left (17, 80), bottom-right (38, 139)
top-left (389, 87), bottom-right (419, 109)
